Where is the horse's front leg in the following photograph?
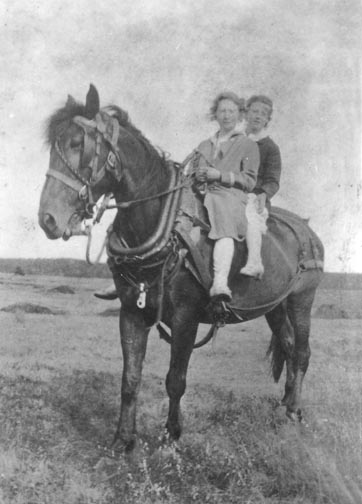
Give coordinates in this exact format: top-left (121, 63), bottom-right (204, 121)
top-left (113, 307), bottom-right (150, 452)
top-left (165, 312), bottom-right (199, 440)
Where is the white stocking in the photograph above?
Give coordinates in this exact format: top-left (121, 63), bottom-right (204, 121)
top-left (210, 237), bottom-right (234, 299)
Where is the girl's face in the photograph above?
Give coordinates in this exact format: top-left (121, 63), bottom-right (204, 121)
top-left (246, 101), bottom-right (271, 134)
top-left (215, 99), bottom-right (240, 134)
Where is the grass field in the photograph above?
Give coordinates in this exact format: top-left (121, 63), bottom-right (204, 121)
top-left (1, 272), bottom-right (362, 503)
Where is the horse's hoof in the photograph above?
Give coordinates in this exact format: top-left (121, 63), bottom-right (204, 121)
top-left (286, 408), bottom-right (303, 423)
top-left (97, 436), bottom-right (136, 458)
top-left (164, 423), bottom-right (182, 442)
top-left (97, 443), bottom-right (124, 459)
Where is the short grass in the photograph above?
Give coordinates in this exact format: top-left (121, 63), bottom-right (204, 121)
top-left (0, 273), bottom-right (362, 503)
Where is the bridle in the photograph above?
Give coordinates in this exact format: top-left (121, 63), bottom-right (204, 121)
top-left (46, 111), bottom-right (121, 219)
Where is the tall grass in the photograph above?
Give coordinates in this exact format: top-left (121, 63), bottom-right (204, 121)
top-left (1, 371), bottom-right (361, 504)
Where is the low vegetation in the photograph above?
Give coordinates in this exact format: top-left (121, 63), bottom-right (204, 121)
top-left (0, 370), bottom-right (361, 503)
top-left (0, 272), bottom-right (361, 502)
top-left (0, 258), bottom-right (111, 278)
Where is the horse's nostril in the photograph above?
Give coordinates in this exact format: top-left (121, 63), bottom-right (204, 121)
top-left (43, 213), bottom-right (57, 232)
top-left (39, 212), bottom-right (62, 240)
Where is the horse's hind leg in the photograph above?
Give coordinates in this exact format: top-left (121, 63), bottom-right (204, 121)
top-left (284, 284), bottom-right (317, 420)
top-left (113, 308), bottom-right (150, 452)
top-left (165, 311), bottom-right (198, 440)
top-left (265, 301), bottom-right (295, 407)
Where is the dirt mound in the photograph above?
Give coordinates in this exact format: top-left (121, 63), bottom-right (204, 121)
top-left (1, 303), bottom-right (65, 315)
top-left (99, 308), bottom-right (120, 317)
top-left (313, 304), bottom-right (348, 319)
top-left (48, 285), bottom-right (75, 294)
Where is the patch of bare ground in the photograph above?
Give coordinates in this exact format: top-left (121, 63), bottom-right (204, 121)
top-left (313, 304), bottom-right (349, 319)
top-left (47, 285), bottom-right (75, 294)
top-left (99, 308), bottom-right (120, 317)
top-left (0, 303), bottom-right (66, 315)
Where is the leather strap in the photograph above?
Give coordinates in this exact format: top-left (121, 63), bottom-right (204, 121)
top-left (46, 168), bottom-right (84, 193)
top-left (175, 226), bottom-right (212, 291)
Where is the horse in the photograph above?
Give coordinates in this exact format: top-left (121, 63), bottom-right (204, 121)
top-left (38, 84), bottom-right (324, 452)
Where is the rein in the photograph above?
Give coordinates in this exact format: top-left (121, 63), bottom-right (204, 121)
top-left (105, 151), bottom-right (196, 210)
top-left (106, 180), bottom-right (189, 209)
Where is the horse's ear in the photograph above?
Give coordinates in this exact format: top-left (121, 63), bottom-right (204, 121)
top-left (84, 84), bottom-right (100, 119)
top-left (66, 95), bottom-right (77, 108)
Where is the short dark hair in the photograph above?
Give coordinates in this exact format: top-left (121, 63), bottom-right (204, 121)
top-left (209, 91), bottom-right (245, 120)
top-left (246, 95), bottom-right (273, 122)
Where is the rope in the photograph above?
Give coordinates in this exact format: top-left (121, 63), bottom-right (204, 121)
top-left (85, 228), bottom-right (107, 265)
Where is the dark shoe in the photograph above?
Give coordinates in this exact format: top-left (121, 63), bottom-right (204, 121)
top-left (94, 286), bottom-right (118, 300)
top-left (207, 295), bottom-right (232, 325)
top-left (210, 293), bottom-right (232, 304)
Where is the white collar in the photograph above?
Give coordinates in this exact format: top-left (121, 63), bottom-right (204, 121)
top-left (247, 129), bottom-right (269, 142)
top-left (210, 127), bottom-right (245, 145)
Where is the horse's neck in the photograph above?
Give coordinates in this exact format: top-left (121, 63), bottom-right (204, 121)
top-left (112, 156), bottom-right (171, 246)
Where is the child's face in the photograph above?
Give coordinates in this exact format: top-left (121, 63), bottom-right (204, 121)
top-left (246, 101), bottom-right (271, 133)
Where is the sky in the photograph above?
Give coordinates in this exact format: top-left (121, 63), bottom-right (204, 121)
top-left (0, 0), bottom-right (361, 272)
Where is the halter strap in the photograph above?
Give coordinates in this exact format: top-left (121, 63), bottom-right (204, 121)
top-left (46, 168), bottom-right (85, 193)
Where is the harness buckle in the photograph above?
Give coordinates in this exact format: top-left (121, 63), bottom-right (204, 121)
top-left (137, 283), bottom-right (146, 309)
top-left (85, 203), bottom-right (95, 219)
top-left (79, 185), bottom-right (88, 200)
top-left (107, 151), bottom-right (116, 168)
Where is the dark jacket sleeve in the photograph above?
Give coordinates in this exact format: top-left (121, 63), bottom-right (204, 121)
top-left (253, 138), bottom-right (281, 200)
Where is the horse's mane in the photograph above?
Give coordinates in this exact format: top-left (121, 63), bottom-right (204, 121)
top-left (105, 105), bottom-right (169, 193)
top-left (105, 105), bottom-right (167, 164)
top-left (44, 101), bottom-right (86, 147)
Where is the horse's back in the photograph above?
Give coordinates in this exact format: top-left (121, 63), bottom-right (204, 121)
top-left (227, 206), bottom-right (324, 317)
top-left (268, 206), bottom-right (324, 262)
top-left (177, 185), bottom-right (324, 318)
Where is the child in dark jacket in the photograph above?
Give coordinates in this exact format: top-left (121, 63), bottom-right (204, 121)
top-left (240, 95), bottom-right (282, 278)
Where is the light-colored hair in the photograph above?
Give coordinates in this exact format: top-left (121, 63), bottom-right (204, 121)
top-left (209, 91), bottom-right (245, 120)
top-left (246, 95), bottom-right (273, 123)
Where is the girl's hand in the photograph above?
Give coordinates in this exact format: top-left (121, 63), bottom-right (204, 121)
top-left (196, 167), bottom-right (221, 182)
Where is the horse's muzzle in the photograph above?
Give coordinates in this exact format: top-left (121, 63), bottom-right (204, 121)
top-left (62, 213), bottom-right (89, 240)
top-left (38, 212), bottom-right (63, 240)
top-left (62, 221), bottom-right (90, 240)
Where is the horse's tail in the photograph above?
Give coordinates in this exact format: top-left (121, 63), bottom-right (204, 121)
top-left (266, 332), bottom-right (285, 383)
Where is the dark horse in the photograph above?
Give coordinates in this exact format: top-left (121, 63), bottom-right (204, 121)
top-left (38, 85), bottom-right (324, 452)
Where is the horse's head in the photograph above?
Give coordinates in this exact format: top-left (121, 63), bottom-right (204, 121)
top-left (39, 84), bottom-right (122, 240)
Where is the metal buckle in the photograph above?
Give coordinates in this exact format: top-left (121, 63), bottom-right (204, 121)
top-left (137, 283), bottom-right (146, 309)
top-left (79, 185), bottom-right (88, 200)
top-left (107, 151), bottom-right (116, 168)
top-left (84, 203), bottom-right (95, 219)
